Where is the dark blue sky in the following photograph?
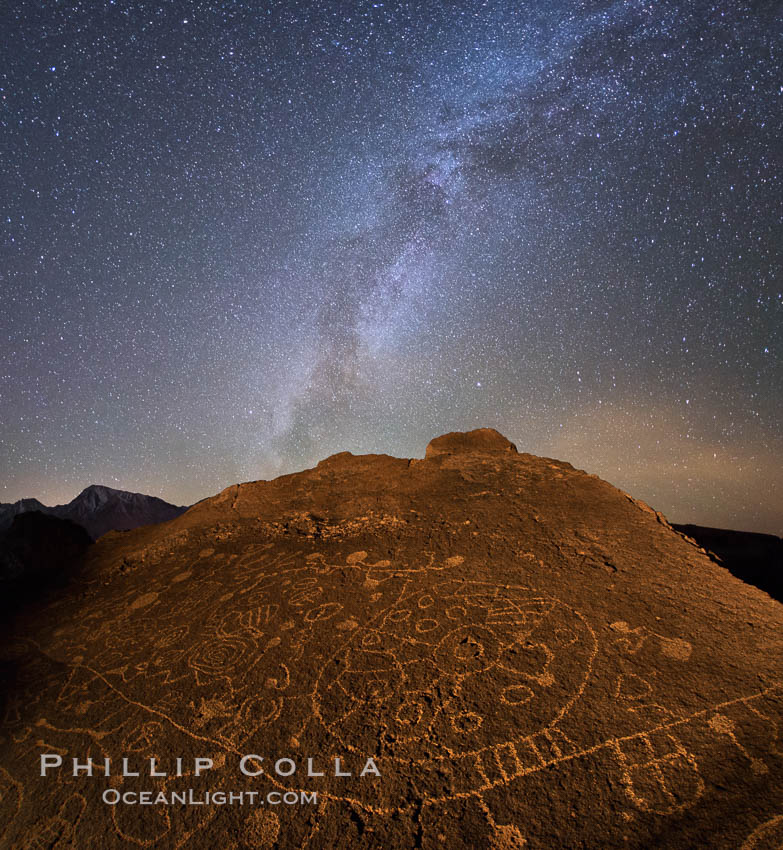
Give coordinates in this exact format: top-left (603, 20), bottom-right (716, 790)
top-left (2, 0), bottom-right (781, 532)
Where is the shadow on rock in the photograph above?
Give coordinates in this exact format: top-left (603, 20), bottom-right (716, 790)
top-left (674, 524), bottom-right (783, 604)
top-left (0, 511), bottom-right (92, 614)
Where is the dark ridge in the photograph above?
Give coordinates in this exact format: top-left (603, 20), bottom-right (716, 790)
top-left (674, 523), bottom-right (783, 603)
top-left (0, 511), bottom-right (92, 615)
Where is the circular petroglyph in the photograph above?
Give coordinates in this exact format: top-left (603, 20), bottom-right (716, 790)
top-left (658, 636), bottom-right (692, 661)
top-left (741, 814), bottom-right (783, 850)
top-left (153, 624), bottom-right (189, 649)
top-left (305, 602), bottom-right (343, 622)
top-left (313, 578), bottom-right (597, 801)
top-left (189, 635), bottom-right (255, 677)
top-left (435, 625), bottom-right (498, 674)
top-left (128, 591), bottom-right (158, 611)
top-left (346, 551), bottom-right (368, 564)
top-left (242, 809), bottom-right (280, 847)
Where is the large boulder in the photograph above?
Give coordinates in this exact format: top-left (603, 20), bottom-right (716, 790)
top-left (0, 431), bottom-right (780, 849)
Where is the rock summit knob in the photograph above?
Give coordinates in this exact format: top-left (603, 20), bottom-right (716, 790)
top-left (425, 428), bottom-right (518, 458)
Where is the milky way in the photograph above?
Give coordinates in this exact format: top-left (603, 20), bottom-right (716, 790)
top-left (2, 1), bottom-right (781, 532)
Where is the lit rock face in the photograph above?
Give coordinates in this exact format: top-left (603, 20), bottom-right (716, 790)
top-left (424, 427), bottom-right (518, 458)
top-left (0, 430), bottom-right (781, 849)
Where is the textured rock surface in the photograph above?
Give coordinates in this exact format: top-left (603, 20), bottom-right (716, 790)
top-left (424, 427), bottom-right (518, 457)
top-left (0, 430), bottom-right (781, 849)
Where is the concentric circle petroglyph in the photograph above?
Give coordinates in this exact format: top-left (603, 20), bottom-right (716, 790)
top-left (188, 634), bottom-right (256, 678)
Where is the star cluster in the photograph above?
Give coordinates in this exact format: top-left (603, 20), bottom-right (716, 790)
top-left (1, 0), bottom-right (780, 532)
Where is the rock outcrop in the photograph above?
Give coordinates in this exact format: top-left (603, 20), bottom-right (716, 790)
top-left (424, 427), bottom-right (518, 457)
top-left (0, 430), bottom-right (780, 849)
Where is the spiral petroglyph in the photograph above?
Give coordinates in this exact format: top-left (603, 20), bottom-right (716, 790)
top-left (188, 635), bottom-right (258, 680)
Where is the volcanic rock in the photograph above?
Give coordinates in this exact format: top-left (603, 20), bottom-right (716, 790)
top-left (0, 430), bottom-right (781, 849)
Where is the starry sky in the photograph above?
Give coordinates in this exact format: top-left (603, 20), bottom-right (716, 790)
top-left (2, 0), bottom-right (781, 533)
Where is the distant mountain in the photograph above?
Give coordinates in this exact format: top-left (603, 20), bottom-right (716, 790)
top-left (0, 497), bottom-right (48, 529)
top-left (54, 484), bottom-right (190, 539)
top-left (0, 485), bottom-right (188, 539)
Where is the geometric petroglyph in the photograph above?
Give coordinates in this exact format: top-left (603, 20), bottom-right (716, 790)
top-left (314, 578), bottom-right (598, 803)
top-left (611, 730), bottom-right (704, 815)
top-left (709, 714), bottom-right (769, 776)
top-left (609, 621), bottom-right (692, 661)
top-left (707, 692), bottom-right (783, 779)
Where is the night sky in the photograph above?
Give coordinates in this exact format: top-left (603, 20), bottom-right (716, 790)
top-left (2, 1), bottom-right (781, 533)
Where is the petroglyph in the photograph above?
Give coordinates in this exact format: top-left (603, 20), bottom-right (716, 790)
top-left (609, 621), bottom-right (693, 661)
top-left (314, 577), bottom-right (597, 805)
